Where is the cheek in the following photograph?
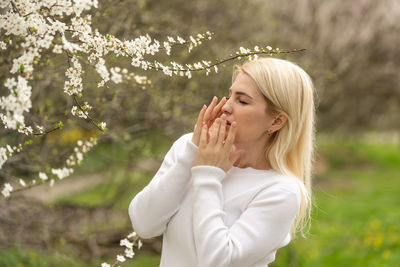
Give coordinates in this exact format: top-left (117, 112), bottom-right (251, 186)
top-left (236, 114), bottom-right (269, 137)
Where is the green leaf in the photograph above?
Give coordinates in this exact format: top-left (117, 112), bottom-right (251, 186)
top-left (19, 64), bottom-right (24, 73)
top-left (58, 121), bottom-right (64, 129)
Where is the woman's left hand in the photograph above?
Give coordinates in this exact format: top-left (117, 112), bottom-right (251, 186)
top-left (194, 116), bottom-right (242, 172)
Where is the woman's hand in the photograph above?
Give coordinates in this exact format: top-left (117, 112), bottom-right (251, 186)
top-left (194, 115), bottom-right (242, 172)
top-left (192, 96), bottom-right (227, 146)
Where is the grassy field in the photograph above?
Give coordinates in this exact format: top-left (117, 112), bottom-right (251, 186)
top-left (272, 136), bottom-right (400, 267)
top-left (1, 133), bottom-right (399, 266)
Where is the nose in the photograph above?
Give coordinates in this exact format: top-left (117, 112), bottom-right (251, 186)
top-left (221, 97), bottom-right (232, 114)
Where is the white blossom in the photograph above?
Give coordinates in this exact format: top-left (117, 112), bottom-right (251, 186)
top-left (0, 41), bottom-right (7, 50)
top-left (0, 147), bottom-right (8, 169)
top-left (120, 238), bottom-right (134, 249)
top-left (0, 76), bottom-right (32, 130)
top-left (95, 58), bottom-right (110, 87)
top-left (214, 65), bottom-right (218, 73)
top-left (51, 167), bottom-right (73, 180)
top-left (116, 255), bottom-right (126, 262)
top-left (163, 41), bottom-right (171, 55)
top-left (124, 247), bottom-right (135, 258)
top-left (76, 152), bottom-right (83, 163)
top-left (99, 122), bottom-right (106, 130)
top-left (239, 46), bottom-right (250, 54)
top-left (1, 188), bottom-right (10, 198)
top-left (19, 179), bottom-right (26, 187)
top-left (110, 67), bottom-right (123, 84)
top-left (52, 45), bottom-right (63, 54)
top-left (39, 172), bottom-right (48, 181)
top-left (131, 57), bottom-right (141, 67)
top-left (1, 183), bottom-right (13, 198)
top-left (4, 183), bottom-right (13, 192)
top-left (127, 232), bottom-right (137, 239)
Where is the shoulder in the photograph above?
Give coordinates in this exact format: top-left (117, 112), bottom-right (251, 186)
top-left (172, 132), bottom-right (193, 148)
top-left (164, 132), bottom-right (196, 160)
top-left (254, 172), bottom-right (303, 212)
top-left (271, 173), bottom-right (302, 197)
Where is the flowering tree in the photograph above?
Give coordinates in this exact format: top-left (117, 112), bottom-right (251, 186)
top-left (0, 0), bottom-right (302, 265)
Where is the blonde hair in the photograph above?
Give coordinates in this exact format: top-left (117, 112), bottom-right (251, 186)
top-left (233, 57), bottom-right (315, 238)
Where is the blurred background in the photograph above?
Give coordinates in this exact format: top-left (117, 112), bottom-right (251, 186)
top-left (0, 0), bottom-right (399, 266)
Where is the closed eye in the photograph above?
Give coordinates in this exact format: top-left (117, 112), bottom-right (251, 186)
top-left (226, 96), bottom-right (249, 105)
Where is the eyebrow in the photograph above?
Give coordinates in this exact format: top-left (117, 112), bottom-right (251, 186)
top-left (229, 89), bottom-right (253, 99)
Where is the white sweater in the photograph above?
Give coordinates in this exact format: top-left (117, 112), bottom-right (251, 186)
top-left (129, 133), bottom-right (302, 267)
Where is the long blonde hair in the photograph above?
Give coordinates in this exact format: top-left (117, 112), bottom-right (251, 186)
top-left (233, 57), bottom-right (315, 238)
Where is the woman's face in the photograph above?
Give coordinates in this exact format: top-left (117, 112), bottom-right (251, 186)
top-left (221, 72), bottom-right (274, 145)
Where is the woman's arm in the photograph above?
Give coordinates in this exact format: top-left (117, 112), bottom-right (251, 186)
top-left (128, 134), bottom-right (196, 239)
top-left (191, 166), bottom-right (300, 267)
top-left (129, 96), bottom-right (226, 239)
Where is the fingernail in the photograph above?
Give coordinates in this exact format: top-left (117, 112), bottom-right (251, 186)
top-left (213, 96), bottom-right (217, 101)
top-left (203, 124), bottom-right (207, 129)
top-left (203, 104), bottom-right (206, 109)
top-left (232, 121), bottom-right (237, 127)
top-left (216, 118), bottom-right (221, 123)
top-left (221, 114), bottom-right (227, 120)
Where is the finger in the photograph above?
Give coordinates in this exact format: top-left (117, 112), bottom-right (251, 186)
top-left (192, 105), bottom-right (207, 145)
top-left (199, 124), bottom-right (208, 148)
top-left (210, 97), bottom-right (226, 120)
top-left (217, 116), bottom-right (226, 147)
top-left (210, 118), bottom-right (221, 145)
top-left (195, 104), bottom-right (207, 131)
top-left (197, 105), bottom-right (207, 125)
top-left (203, 96), bottom-right (218, 124)
top-left (224, 121), bottom-right (237, 151)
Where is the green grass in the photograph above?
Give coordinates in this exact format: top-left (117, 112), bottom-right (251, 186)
top-left (0, 247), bottom-right (90, 267)
top-left (271, 137), bottom-right (400, 267)
top-left (0, 247), bottom-right (160, 267)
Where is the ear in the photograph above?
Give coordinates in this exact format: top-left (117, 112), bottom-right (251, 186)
top-left (269, 112), bottom-right (288, 133)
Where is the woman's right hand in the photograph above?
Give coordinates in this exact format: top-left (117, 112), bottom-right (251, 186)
top-left (192, 96), bottom-right (227, 146)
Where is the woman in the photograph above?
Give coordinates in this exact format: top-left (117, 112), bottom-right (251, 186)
top-left (129, 57), bottom-right (315, 267)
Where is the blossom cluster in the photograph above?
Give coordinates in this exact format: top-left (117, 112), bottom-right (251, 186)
top-left (109, 67), bottom-right (151, 89)
top-left (0, 0), bottom-right (217, 138)
top-left (0, 0), bottom-right (278, 136)
top-left (101, 231), bottom-right (142, 267)
top-left (0, 76), bottom-right (32, 130)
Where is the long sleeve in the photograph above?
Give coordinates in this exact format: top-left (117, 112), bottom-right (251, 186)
top-left (129, 133), bottom-right (197, 239)
top-left (191, 166), bottom-right (300, 267)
